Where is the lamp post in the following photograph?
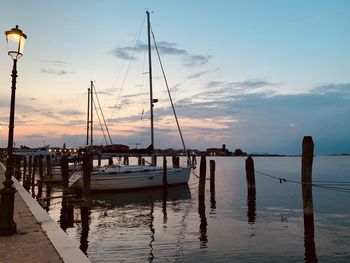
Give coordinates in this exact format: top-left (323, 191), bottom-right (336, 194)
top-left (0, 25), bottom-right (27, 236)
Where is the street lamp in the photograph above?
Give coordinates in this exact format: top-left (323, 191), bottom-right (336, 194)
top-left (0, 25), bottom-right (27, 236)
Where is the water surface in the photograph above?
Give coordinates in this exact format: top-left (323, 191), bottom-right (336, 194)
top-left (44, 156), bottom-right (350, 262)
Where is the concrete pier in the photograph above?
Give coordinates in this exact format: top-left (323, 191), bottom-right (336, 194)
top-left (0, 162), bottom-right (90, 263)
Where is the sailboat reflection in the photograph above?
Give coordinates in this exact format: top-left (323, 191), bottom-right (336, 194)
top-left (78, 185), bottom-right (191, 256)
top-left (90, 185), bottom-right (191, 208)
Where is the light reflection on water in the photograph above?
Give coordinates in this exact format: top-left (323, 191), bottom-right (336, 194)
top-left (40, 156), bottom-right (350, 262)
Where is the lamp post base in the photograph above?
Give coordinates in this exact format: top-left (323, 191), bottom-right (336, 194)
top-left (0, 186), bottom-right (17, 236)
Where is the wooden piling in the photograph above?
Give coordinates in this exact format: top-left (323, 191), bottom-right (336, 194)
top-left (27, 155), bottom-right (32, 190)
top-left (301, 136), bottom-right (317, 262)
top-left (60, 155), bottom-right (69, 194)
top-left (108, 156), bottom-right (113, 166)
top-left (245, 156), bottom-right (255, 190)
top-left (138, 156), bottom-right (142, 165)
top-left (301, 136), bottom-right (314, 217)
top-left (14, 155), bottom-right (21, 180)
top-left (80, 207), bottom-right (90, 255)
top-left (163, 156), bottom-right (168, 187)
top-left (46, 155), bottom-right (52, 181)
top-left (38, 155), bottom-right (44, 194)
top-left (23, 156), bottom-right (30, 191)
top-left (172, 156), bottom-right (179, 168)
top-left (82, 153), bottom-right (92, 201)
top-left (192, 155), bottom-right (197, 167)
top-left (152, 155), bottom-right (157, 166)
top-left (97, 153), bottom-right (101, 167)
top-left (209, 160), bottom-right (216, 209)
top-left (198, 154), bottom-right (206, 199)
top-left (31, 156), bottom-right (37, 197)
top-left (198, 154), bottom-right (207, 245)
top-left (123, 156), bottom-right (129, 165)
top-left (23, 156), bottom-right (27, 181)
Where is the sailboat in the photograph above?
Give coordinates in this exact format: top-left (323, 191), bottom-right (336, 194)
top-left (69, 11), bottom-right (192, 191)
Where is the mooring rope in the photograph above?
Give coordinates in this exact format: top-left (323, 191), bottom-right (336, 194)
top-left (255, 169), bottom-right (350, 194)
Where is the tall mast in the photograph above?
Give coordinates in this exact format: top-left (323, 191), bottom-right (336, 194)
top-left (86, 87), bottom-right (90, 146)
top-left (146, 11), bottom-right (154, 153)
top-left (90, 80), bottom-right (94, 146)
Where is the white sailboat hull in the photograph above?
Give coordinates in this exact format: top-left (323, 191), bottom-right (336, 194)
top-left (69, 165), bottom-right (191, 191)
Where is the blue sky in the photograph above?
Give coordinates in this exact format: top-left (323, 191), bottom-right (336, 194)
top-left (0, 0), bottom-right (349, 155)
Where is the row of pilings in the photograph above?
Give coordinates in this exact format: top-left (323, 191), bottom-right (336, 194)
top-left (195, 136), bottom-right (316, 261)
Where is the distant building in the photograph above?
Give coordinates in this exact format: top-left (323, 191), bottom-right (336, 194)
top-left (206, 144), bottom-right (231, 156)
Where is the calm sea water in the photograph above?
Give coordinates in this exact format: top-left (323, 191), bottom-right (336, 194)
top-left (43, 156), bottom-right (350, 262)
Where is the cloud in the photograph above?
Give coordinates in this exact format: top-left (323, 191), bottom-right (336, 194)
top-left (40, 60), bottom-right (67, 67)
top-left (58, 110), bottom-right (84, 116)
top-left (311, 82), bottom-right (350, 97)
top-left (40, 69), bottom-right (75, 75)
top-left (187, 70), bottom-right (212, 79)
top-left (232, 80), bottom-right (279, 89)
top-left (111, 41), bottom-right (210, 67)
top-left (183, 55), bottom-right (211, 67)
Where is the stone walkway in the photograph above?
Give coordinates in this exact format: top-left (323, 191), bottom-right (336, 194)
top-left (0, 162), bottom-right (90, 263)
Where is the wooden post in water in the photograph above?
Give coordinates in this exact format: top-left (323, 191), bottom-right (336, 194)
top-left (198, 154), bottom-right (207, 245)
top-left (23, 156), bottom-right (30, 191)
top-left (152, 155), bottom-right (157, 166)
top-left (138, 156), bottom-right (142, 165)
top-left (23, 156), bottom-right (27, 181)
top-left (209, 160), bottom-right (216, 209)
top-left (14, 155), bottom-right (21, 180)
top-left (82, 153), bottom-right (92, 201)
top-left (97, 153), bottom-right (101, 167)
top-left (245, 156), bottom-right (255, 190)
top-left (245, 156), bottom-right (256, 223)
top-left (80, 207), bottom-right (90, 255)
top-left (199, 154), bottom-right (206, 199)
top-left (26, 156), bottom-right (32, 191)
top-left (60, 155), bottom-right (69, 194)
top-left (123, 156), bottom-right (129, 165)
top-left (301, 136), bottom-right (317, 262)
top-left (108, 156), bottom-right (113, 166)
top-left (163, 156), bottom-right (168, 187)
top-left (46, 155), bottom-right (52, 181)
top-left (31, 156), bottom-right (37, 197)
top-left (37, 155), bottom-right (44, 198)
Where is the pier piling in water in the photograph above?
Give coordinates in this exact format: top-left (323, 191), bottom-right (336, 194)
top-left (198, 154), bottom-right (207, 245)
top-left (245, 156), bottom-right (256, 223)
top-left (301, 136), bottom-right (317, 262)
top-left (82, 153), bottom-right (92, 201)
top-left (14, 155), bottom-right (21, 180)
top-left (108, 156), bottom-right (113, 166)
top-left (37, 155), bottom-right (44, 198)
top-left (199, 154), bottom-right (206, 199)
top-left (245, 156), bottom-right (255, 190)
top-left (97, 153), bottom-right (101, 166)
top-left (172, 156), bottom-right (180, 168)
top-left (60, 155), bottom-right (69, 194)
top-left (46, 155), bottom-right (52, 181)
top-left (163, 156), bottom-right (168, 187)
top-left (209, 160), bottom-right (216, 209)
top-left (31, 156), bottom-right (37, 197)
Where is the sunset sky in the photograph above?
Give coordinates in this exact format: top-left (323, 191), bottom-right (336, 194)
top-left (0, 0), bottom-right (349, 155)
